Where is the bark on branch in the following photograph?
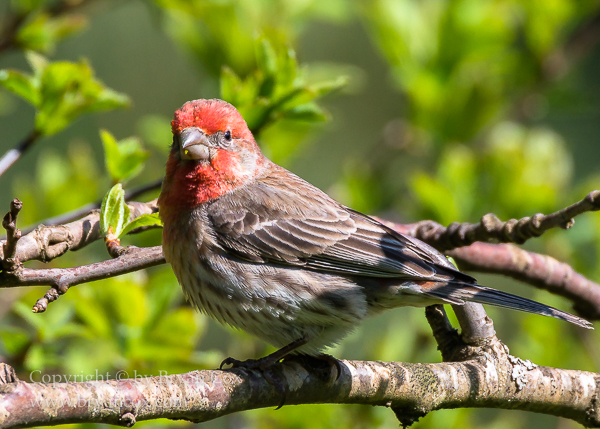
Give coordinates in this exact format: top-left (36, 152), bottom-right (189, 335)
top-left (388, 190), bottom-right (600, 252)
top-left (1, 330), bottom-right (599, 428)
top-left (0, 200), bottom-right (158, 263)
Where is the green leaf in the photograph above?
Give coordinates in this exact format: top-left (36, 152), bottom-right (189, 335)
top-left (310, 75), bottom-right (348, 96)
top-left (256, 38), bottom-right (278, 78)
top-left (283, 102), bottom-right (328, 122)
top-left (0, 69), bottom-right (40, 106)
top-left (100, 184), bottom-right (130, 239)
top-left (256, 38), bottom-right (277, 97)
top-left (101, 129), bottom-right (149, 183)
top-left (16, 13), bottom-right (86, 54)
top-left (25, 50), bottom-right (48, 77)
top-left (220, 66), bottom-right (243, 105)
top-left (120, 213), bottom-right (162, 238)
top-left (446, 256), bottom-right (459, 269)
top-left (277, 47), bottom-right (298, 91)
top-left (34, 59), bottom-right (130, 135)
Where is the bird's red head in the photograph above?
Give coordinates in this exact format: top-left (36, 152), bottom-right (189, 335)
top-left (170, 99), bottom-right (253, 140)
top-left (159, 99), bottom-right (266, 220)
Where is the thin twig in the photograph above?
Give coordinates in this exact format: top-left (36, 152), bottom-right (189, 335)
top-left (0, 0), bottom-right (97, 53)
top-left (17, 245), bottom-right (165, 313)
top-left (391, 190), bottom-right (600, 252)
top-left (423, 305), bottom-right (461, 361)
top-left (1, 199), bottom-right (23, 272)
top-left (0, 131), bottom-right (40, 178)
top-left (19, 179), bottom-right (162, 235)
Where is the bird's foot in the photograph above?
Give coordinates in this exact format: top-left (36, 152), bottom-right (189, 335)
top-left (316, 353), bottom-right (343, 380)
top-left (220, 355), bottom-right (277, 371)
top-left (220, 355), bottom-right (288, 409)
top-left (283, 353), bottom-right (342, 381)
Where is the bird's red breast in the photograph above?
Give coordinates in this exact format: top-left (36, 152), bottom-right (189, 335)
top-left (159, 149), bottom-right (246, 225)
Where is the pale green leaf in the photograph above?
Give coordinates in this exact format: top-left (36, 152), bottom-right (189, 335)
top-left (283, 102), bottom-right (328, 122)
top-left (0, 69), bottom-right (39, 106)
top-left (120, 213), bottom-right (162, 238)
top-left (100, 184), bottom-right (130, 239)
top-left (101, 129), bottom-right (148, 183)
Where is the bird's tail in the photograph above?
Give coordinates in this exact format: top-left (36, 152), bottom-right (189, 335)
top-left (419, 282), bottom-right (593, 329)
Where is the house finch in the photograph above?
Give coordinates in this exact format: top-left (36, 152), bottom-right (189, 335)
top-left (158, 99), bottom-right (591, 368)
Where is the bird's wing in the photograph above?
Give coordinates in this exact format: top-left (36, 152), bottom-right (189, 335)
top-left (207, 167), bottom-right (473, 283)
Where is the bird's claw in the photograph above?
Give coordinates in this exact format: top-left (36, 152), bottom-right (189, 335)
top-left (219, 355), bottom-right (288, 409)
top-left (219, 357), bottom-right (246, 370)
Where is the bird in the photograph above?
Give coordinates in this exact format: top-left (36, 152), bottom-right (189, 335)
top-left (158, 98), bottom-right (592, 371)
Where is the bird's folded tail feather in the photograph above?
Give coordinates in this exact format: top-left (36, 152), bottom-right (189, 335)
top-left (420, 282), bottom-right (593, 329)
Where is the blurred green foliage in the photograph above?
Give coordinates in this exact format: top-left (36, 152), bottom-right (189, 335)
top-left (0, 52), bottom-right (129, 135)
top-left (0, 0), bottom-right (599, 429)
top-left (101, 129), bottom-right (148, 184)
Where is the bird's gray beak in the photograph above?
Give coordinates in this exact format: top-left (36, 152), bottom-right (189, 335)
top-left (180, 127), bottom-right (211, 161)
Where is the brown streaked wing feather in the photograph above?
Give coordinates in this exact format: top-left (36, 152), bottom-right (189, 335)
top-left (207, 165), bottom-right (474, 282)
top-left (208, 168), bottom-right (356, 264)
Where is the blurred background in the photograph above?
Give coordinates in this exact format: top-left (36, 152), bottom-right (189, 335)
top-left (1, 0), bottom-right (600, 428)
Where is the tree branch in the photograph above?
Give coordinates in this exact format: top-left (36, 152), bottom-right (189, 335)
top-left (18, 178), bottom-right (163, 234)
top-left (0, 131), bottom-right (40, 179)
top-left (0, 0), bottom-right (96, 53)
top-left (23, 246), bottom-right (165, 313)
top-left (0, 200), bottom-right (157, 263)
top-left (1, 331), bottom-right (599, 428)
top-left (386, 190), bottom-right (600, 252)
top-left (377, 193), bottom-right (600, 320)
top-left (1, 199), bottom-right (23, 272)
top-left (448, 242), bottom-right (600, 320)
top-left (451, 302), bottom-right (497, 345)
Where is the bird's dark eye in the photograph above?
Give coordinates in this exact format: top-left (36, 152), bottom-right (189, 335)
top-left (224, 130), bottom-right (232, 141)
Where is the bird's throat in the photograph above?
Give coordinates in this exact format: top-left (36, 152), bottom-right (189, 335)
top-left (158, 151), bottom-right (245, 223)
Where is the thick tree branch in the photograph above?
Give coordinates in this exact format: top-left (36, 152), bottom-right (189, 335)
top-left (2, 268), bottom-right (597, 427)
top-left (1, 334), bottom-right (599, 428)
top-left (0, 200), bottom-right (158, 263)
